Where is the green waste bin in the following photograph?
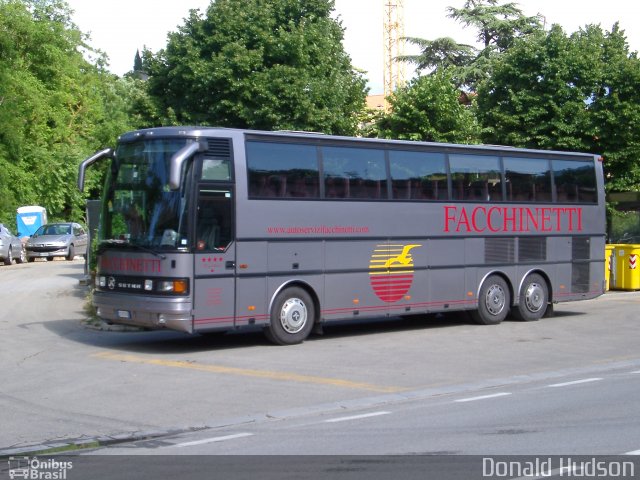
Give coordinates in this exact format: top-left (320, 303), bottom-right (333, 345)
top-left (611, 244), bottom-right (640, 291)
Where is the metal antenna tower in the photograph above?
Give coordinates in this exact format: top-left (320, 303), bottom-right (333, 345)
top-left (383, 0), bottom-right (406, 106)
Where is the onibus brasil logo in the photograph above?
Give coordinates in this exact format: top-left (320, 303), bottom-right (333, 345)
top-left (369, 244), bottom-right (422, 303)
top-left (7, 457), bottom-right (73, 479)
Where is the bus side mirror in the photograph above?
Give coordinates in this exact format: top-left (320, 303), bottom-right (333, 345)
top-left (169, 140), bottom-right (208, 190)
top-left (78, 148), bottom-right (114, 192)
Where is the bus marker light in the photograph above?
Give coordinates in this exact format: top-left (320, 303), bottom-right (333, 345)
top-left (353, 298), bottom-right (359, 305)
top-left (248, 306), bottom-right (256, 311)
top-left (173, 280), bottom-right (188, 294)
top-left (404, 295), bottom-right (411, 300)
top-left (467, 291), bottom-right (473, 297)
top-left (239, 264), bottom-right (248, 269)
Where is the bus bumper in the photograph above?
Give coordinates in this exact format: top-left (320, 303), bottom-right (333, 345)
top-left (93, 291), bottom-right (193, 333)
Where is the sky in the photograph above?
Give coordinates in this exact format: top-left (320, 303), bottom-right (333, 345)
top-left (66, 0), bottom-right (640, 94)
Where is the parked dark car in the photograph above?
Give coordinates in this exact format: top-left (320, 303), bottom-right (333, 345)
top-left (25, 222), bottom-right (88, 262)
top-left (0, 224), bottom-right (26, 265)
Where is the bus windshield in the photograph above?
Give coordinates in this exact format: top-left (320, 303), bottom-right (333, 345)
top-left (103, 138), bottom-right (191, 250)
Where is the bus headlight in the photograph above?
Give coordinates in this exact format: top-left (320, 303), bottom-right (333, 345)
top-left (156, 279), bottom-right (189, 294)
top-left (96, 276), bottom-right (106, 288)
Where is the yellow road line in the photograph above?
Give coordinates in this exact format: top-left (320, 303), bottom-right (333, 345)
top-left (93, 351), bottom-right (406, 393)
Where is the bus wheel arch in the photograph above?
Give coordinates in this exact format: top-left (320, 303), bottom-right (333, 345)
top-left (472, 272), bottom-right (512, 325)
top-left (513, 271), bottom-right (550, 322)
top-left (265, 281), bottom-right (319, 345)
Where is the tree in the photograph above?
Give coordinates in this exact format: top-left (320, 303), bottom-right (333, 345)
top-left (398, 37), bottom-right (476, 71)
top-left (376, 70), bottom-right (480, 144)
top-left (0, 0), bottom-right (134, 225)
top-left (476, 23), bottom-right (640, 192)
top-left (145, 0), bottom-right (367, 134)
top-left (401, 0), bottom-right (542, 89)
top-left (448, 0), bottom-right (541, 52)
top-left (133, 49), bottom-right (143, 73)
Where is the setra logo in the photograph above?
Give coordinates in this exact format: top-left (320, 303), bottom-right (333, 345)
top-left (369, 244), bottom-right (422, 303)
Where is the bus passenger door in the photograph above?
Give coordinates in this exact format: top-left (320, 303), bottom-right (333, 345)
top-left (192, 187), bottom-right (236, 332)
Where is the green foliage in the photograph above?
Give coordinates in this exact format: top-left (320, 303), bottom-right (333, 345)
top-left (448, 0), bottom-right (542, 51)
top-left (376, 70), bottom-right (481, 144)
top-left (476, 23), bottom-right (640, 192)
top-left (145, 0), bottom-right (367, 134)
top-left (0, 0), bottom-right (135, 227)
top-left (402, 0), bottom-right (542, 89)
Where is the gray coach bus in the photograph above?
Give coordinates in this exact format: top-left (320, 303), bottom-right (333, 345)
top-left (78, 127), bottom-right (605, 345)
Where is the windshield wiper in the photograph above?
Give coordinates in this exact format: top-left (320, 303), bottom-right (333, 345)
top-left (99, 239), bottom-right (167, 259)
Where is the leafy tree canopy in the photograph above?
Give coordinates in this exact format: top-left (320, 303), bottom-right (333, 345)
top-left (376, 70), bottom-right (481, 144)
top-left (145, 0), bottom-right (367, 135)
top-left (0, 0), bottom-right (136, 227)
top-left (401, 0), bottom-right (542, 89)
top-left (476, 23), bottom-right (640, 192)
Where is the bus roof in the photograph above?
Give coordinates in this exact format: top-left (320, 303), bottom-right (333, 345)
top-left (118, 126), bottom-right (597, 160)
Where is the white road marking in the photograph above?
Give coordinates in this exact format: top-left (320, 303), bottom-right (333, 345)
top-left (631, 370), bottom-right (640, 374)
top-left (324, 411), bottom-right (391, 423)
top-left (174, 432), bottom-right (254, 448)
top-left (625, 449), bottom-right (640, 455)
top-left (454, 392), bottom-right (512, 403)
top-left (547, 378), bottom-right (602, 388)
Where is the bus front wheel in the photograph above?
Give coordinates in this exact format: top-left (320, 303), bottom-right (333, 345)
top-left (513, 273), bottom-right (548, 321)
top-left (472, 275), bottom-right (510, 325)
top-left (265, 287), bottom-right (315, 345)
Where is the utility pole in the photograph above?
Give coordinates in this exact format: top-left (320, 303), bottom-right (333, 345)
top-left (383, 0), bottom-right (406, 109)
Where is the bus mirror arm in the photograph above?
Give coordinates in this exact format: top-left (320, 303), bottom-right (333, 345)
top-left (77, 148), bottom-right (114, 192)
top-left (169, 140), bottom-right (207, 190)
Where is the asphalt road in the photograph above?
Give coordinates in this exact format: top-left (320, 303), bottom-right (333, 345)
top-left (1, 259), bottom-right (640, 460)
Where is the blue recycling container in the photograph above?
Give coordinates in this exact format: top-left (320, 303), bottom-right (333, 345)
top-left (16, 205), bottom-right (47, 239)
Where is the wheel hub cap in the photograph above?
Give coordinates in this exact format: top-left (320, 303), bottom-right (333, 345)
top-left (280, 298), bottom-right (307, 333)
top-left (525, 283), bottom-right (544, 312)
top-left (485, 285), bottom-right (506, 316)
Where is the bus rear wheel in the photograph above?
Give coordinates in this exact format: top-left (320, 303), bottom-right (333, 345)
top-left (513, 273), bottom-right (548, 321)
top-left (265, 287), bottom-right (315, 345)
top-left (472, 275), bottom-right (510, 325)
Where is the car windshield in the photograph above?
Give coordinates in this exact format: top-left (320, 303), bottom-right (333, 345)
top-left (102, 138), bottom-right (191, 250)
top-left (36, 225), bottom-right (71, 235)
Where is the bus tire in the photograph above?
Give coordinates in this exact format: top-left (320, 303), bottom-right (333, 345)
top-left (513, 273), bottom-right (548, 321)
top-left (472, 275), bottom-right (510, 325)
top-left (265, 287), bottom-right (315, 345)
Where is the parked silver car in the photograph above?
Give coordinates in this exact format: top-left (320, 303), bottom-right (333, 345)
top-left (0, 224), bottom-right (26, 265)
top-left (25, 222), bottom-right (88, 262)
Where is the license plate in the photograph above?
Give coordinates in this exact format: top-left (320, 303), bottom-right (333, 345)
top-left (117, 310), bottom-right (131, 319)
top-left (39, 253), bottom-right (48, 257)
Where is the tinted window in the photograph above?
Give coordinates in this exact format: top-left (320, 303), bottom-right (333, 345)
top-left (246, 142), bottom-right (319, 198)
top-left (389, 150), bottom-right (447, 200)
top-left (504, 157), bottom-right (552, 202)
top-left (322, 146), bottom-right (386, 199)
top-left (449, 154), bottom-right (502, 201)
top-left (202, 157), bottom-right (231, 181)
top-left (553, 160), bottom-right (597, 203)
